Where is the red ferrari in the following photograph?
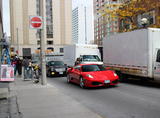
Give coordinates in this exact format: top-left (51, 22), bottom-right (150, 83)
top-left (67, 64), bottom-right (119, 88)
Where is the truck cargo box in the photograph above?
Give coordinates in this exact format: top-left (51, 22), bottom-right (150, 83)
top-left (103, 28), bottom-right (160, 80)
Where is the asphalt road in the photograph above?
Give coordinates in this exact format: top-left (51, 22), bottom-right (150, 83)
top-left (48, 77), bottom-right (160, 118)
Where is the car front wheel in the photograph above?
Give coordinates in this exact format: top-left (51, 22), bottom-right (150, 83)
top-left (47, 71), bottom-right (51, 77)
top-left (67, 74), bottom-right (71, 83)
top-left (79, 77), bottom-right (85, 88)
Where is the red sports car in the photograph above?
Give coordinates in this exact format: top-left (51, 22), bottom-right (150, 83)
top-left (67, 64), bottom-right (119, 88)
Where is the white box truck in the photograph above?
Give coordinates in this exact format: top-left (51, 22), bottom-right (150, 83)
top-left (64, 44), bottom-right (103, 66)
top-left (103, 28), bottom-right (160, 81)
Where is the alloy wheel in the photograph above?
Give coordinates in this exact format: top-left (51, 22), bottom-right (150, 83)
top-left (67, 75), bottom-right (71, 83)
top-left (80, 77), bottom-right (85, 88)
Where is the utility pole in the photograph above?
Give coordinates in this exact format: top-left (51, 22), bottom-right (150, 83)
top-left (40, 0), bottom-right (47, 85)
top-left (84, 6), bottom-right (87, 44)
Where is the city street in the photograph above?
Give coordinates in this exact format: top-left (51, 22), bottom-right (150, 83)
top-left (48, 77), bottom-right (160, 118)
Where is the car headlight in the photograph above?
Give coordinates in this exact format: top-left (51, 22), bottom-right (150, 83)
top-left (86, 74), bottom-right (94, 79)
top-left (113, 73), bottom-right (117, 77)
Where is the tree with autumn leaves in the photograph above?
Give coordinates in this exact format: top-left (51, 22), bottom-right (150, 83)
top-left (100, 0), bottom-right (160, 32)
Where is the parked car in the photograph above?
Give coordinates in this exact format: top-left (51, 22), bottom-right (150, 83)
top-left (67, 64), bottom-right (119, 88)
top-left (46, 61), bottom-right (67, 77)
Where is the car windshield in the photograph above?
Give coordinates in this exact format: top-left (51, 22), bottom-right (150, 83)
top-left (82, 65), bottom-right (106, 72)
top-left (81, 55), bottom-right (101, 62)
top-left (48, 61), bottom-right (64, 66)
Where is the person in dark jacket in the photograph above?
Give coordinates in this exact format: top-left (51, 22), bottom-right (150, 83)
top-left (22, 57), bottom-right (29, 80)
top-left (16, 57), bottom-right (22, 75)
top-left (11, 55), bottom-right (18, 75)
top-left (75, 57), bottom-right (81, 65)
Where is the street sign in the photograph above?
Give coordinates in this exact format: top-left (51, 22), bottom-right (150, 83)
top-left (29, 16), bottom-right (43, 29)
top-left (0, 65), bottom-right (14, 81)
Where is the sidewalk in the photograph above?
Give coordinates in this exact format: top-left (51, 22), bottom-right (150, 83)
top-left (0, 81), bottom-right (21, 118)
top-left (0, 82), bottom-right (9, 118)
top-left (10, 76), bottom-right (103, 118)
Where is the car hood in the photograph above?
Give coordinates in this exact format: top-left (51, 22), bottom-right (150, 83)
top-left (84, 71), bottom-right (118, 80)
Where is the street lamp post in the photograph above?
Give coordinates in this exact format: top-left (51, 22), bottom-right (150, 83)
top-left (141, 18), bottom-right (148, 28)
top-left (16, 28), bottom-right (19, 56)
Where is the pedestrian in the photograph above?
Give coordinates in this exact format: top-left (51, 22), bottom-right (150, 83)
top-left (75, 57), bottom-right (81, 65)
top-left (16, 57), bottom-right (22, 75)
top-left (22, 57), bottom-right (29, 80)
top-left (11, 55), bottom-right (18, 76)
top-left (28, 59), bottom-right (33, 79)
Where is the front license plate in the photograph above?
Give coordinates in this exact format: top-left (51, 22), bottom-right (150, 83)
top-left (59, 72), bottom-right (63, 74)
top-left (104, 80), bottom-right (110, 84)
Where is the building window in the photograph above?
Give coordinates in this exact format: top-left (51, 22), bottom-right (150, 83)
top-left (36, 0), bottom-right (41, 39)
top-left (37, 40), bottom-right (40, 45)
top-left (46, 0), bottom-right (53, 38)
top-left (47, 47), bottom-right (54, 51)
top-left (47, 40), bottom-right (53, 45)
top-left (60, 48), bottom-right (64, 53)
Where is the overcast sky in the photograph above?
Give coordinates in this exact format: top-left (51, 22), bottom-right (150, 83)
top-left (3, 0), bottom-right (10, 36)
top-left (72, 0), bottom-right (88, 9)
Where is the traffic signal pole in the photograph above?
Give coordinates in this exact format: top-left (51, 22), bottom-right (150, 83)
top-left (40, 0), bottom-right (47, 85)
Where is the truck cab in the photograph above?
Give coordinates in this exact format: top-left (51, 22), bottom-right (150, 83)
top-left (78, 55), bottom-right (103, 65)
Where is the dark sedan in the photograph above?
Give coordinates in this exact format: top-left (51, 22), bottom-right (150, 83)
top-left (46, 61), bottom-right (67, 77)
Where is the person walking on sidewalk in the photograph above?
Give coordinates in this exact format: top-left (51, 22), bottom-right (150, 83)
top-left (22, 57), bottom-right (29, 80)
top-left (11, 55), bottom-right (18, 76)
top-left (28, 59), bottom-right (33, 79)
top-left (17, 57), bottom-right (22, 76)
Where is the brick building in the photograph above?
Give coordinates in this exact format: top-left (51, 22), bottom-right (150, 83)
top-left (94, 0), bottom-right (122, 46)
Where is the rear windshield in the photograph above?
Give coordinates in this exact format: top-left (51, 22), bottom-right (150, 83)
top-left (81, 55), bottom-right (101, 62)
top-left (48, 61), bottom-right (64, 66)
top-left (82, 65), bottom-right (106, 72)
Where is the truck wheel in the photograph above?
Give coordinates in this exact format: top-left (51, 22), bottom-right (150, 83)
top-left (116, 71), bottom-right (125, 82)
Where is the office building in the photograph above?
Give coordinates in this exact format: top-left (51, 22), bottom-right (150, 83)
top-left (10, 0), bottom-right (72, 57)
top-left (94, 0), bottom-right (121, 46)
top-left (72, 0), bottom-right (94, 44)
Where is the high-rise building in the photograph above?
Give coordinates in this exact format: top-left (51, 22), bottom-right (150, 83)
top-left (10, 0), bottom-right (72, 57)
top-left (0, 0), bottom-right (3, 39)
top-left (94, 0), bottom-right (120, 46)
top-left (0, 0), bottom-right (3, 58)
top-left (72, 0), bottom-right (94, 44)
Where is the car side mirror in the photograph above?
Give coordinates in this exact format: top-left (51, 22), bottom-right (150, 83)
top-left (70, 67), bottom-right (75, 71)
top-left (67, 67), bottom-right (74, 72)
top-left (67, 65), bottom-right (73, 68)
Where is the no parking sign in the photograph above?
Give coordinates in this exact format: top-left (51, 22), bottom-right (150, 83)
top-left (29, 16), bottom-right (43, 29)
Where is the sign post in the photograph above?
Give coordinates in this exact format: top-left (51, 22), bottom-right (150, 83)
top-left (29, 11), bottom-right (47, 85)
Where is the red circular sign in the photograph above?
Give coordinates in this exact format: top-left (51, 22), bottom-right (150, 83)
top-left (30, 17), bottom-right (42, 28)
